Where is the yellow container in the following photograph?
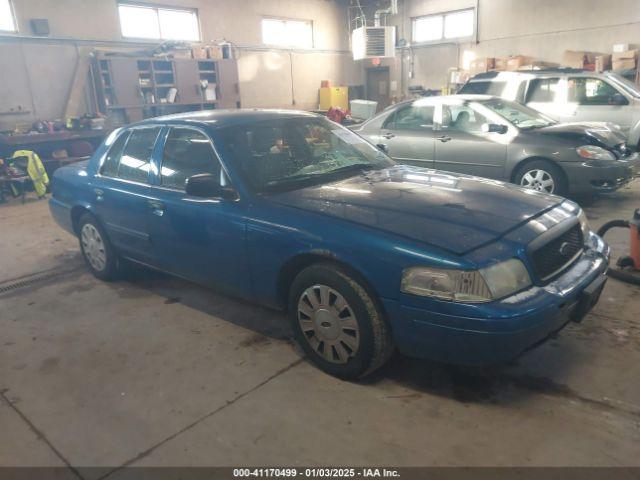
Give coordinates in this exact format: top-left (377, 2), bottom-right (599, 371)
top-left (319, 86), bottom-right (348, 110)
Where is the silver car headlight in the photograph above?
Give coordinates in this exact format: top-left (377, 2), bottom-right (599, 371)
top-left (577, 209), bottom-right (590, 242)
top-left (401, 258), bottom-right (532, 303)
top-left (576, 145), bottom-right (616, 160)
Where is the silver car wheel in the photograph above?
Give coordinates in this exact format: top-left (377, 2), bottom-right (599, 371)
top-left (81, 223), bottom-right (107, 272)
top-left (297, 285), bottom-right (360, 364)
top-left (520, 169), bottom-right (555, 193)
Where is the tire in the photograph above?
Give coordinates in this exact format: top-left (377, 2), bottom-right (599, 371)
top-left (78, 213), bottom-right (119, 281)
top-left (288, 263), bottom-right (394, 380)
top-left (514, 159), bottom-right (568, 196)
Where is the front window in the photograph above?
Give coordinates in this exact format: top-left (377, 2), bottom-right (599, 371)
top-left (118, 3), bottom-right (200, 41)
top-left (217, 117), bottom-right (393, 193)
top-left (479, 99), bottom-right (556, 129)
top-left (441, 104), bottom-right (489, 133)
top-left (568, 77), bottom-right (626, 105)
top-left (606, 73), bottom-right (640, 99)
top-left (161, 128), bottom-right (222, 190)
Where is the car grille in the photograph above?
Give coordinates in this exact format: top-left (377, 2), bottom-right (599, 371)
top-left (531, 224), bottom-right (584, 281)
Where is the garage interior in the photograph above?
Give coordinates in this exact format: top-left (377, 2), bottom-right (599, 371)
top-left (1, 0), bottom-right (640, 475)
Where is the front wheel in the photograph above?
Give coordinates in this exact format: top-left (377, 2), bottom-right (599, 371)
top-left (514, 160), bottom-right (567, 196)
top-left (289, 263), bottom-right (394, 380)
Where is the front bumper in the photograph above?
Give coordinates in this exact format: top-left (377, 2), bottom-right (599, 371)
top-left (563, 153), bottom-right (640, 193)
top-left (382, 234), bottom-right (610, 366)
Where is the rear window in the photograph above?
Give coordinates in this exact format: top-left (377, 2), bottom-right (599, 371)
top-left (459, 81), bottom-right (506, 96)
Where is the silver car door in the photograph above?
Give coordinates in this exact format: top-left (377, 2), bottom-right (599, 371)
top-left (566, 76), bottom-right (633, 133)
top-left (433, 100), bottom-right (507, 178)
top-left (378, 101), bottom-right (437, 168)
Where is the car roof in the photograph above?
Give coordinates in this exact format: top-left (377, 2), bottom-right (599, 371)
top-left (133, 108), bottom-right (322, 129)
top-left (468, 68), bottom-right (606, 81)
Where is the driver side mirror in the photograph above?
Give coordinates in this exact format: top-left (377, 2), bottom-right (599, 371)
top-left (482, 123), bottom-right (508, 134)
top-left (185, 174), bottom-right (237, 200)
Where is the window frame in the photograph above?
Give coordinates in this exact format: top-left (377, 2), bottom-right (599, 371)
top-left (117, 2), bottom-right (201, 42)
top-left (0, 0), bottom-right (18, 33)
top-left (412, 8), bottom-right (474, 44)
top-left (261, 16), bottom-right (314, 49)
top-left (98, 125), bottom-right (162, 185)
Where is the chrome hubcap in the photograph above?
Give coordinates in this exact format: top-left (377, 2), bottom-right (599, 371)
top-left (521, 169), bottom-right (555, 193)
top-left (297, 285), bottom-right (359, 364)
top-left (81, 224), bottom-right (107, 272)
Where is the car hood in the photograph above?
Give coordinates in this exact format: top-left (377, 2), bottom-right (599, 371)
top-left (530, 122), bottom-right (626, 149)
top-left (268, 165), bottom-right (562, 255)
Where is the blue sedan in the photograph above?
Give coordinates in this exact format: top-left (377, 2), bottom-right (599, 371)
top-left (50, 110), bottom-right (610, 379)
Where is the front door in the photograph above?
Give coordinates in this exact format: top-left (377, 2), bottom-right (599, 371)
top-left (379, 102), bottom-right (437, 168)
top-left (433, 101), bottom-right (507, 178)
top-left (92, 126), bottom-right (163, 265)
top-left (367, 67), bottom-right (390, 111)
top-left (148, 126), bottom-right (249, 296)
top-left (566, 76), bottom-right (634, 133)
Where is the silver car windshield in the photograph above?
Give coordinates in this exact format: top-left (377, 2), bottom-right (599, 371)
top-left (479, 98), bottom-right (556, 129)
top-left (217, 117), bottom-right (394, 193)
top-left (606, 73), bottom-right (640, 99)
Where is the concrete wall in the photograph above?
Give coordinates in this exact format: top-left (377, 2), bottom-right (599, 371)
top-left (381, 0), bottom-right (640, 95)
top-left (0, 0), bottom-right (362, 129)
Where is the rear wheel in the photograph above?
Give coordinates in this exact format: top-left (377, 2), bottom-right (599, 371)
top-left (78, 213), bottom-right (119, 281)
top-left (289, 263), bottom-right (394, 379)
top-left (514, 160), bottom-right (567, 196)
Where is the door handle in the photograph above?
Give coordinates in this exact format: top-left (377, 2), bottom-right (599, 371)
top-left (436, 135), bottom-right (452, 143)
top-left (148, 200), bottom-right (165, 217)
top-left (382, 132), bottom-right (395, 139)
top-left (94, 188), bottom-right (104, 201)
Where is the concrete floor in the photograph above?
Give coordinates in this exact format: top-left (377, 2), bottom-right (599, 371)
top-left (1, 183), bottom-right (639, 475)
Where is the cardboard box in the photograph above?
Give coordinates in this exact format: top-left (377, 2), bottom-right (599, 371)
top-left (562, 50), bottom-right (596, 68)
top-left (191, 46), bottom-right (208, 59)
top-left (469, 57), bottom-right (495, 75)
top-left (613, 58), bottom-right (637, 70)
top-left (207, 46), bottom-right (223, 59)
top-left (493, 57), bottom-right (508, 71)
top-left (612, 50), bottom-right (637, 61)
top-left (595, 54), bottom-right (612, 72)
top-left (505, 55), bottom-right (530, 71)
top-left (518, 61), bottom-right (559, 71)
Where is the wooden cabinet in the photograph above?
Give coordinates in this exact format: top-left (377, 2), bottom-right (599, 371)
top-left (92, 54), bottom-right (241, 124)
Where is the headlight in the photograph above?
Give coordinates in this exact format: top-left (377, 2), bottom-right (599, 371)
top-left (576, 145), bottom-right (615, 160)
top-left (577, 209), bottom-right (590, 242)
top-left (401, 258), bottom-right (532, 303)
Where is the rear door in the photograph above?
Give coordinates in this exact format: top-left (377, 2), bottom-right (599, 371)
top-left (378, 101), bottom-right (437, 167)
top-left (147, 126), bottom-right (249, 295)
top-left (433, 100), bottom-right (507, 178)
top-left (92, 126), bottom-right (163, 265)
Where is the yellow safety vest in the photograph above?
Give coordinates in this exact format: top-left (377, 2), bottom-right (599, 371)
top-left (12, 150), bottom-right (50, 197)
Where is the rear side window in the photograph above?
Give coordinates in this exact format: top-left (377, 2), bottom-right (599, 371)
top-left (100, 130), bottom-right (130, 177)
top-left (161, 128), bottom-right (221, 190)
top-left (568, 77), bottom-right (625, 105)
top-left (385, 105), bottom-right (434, 130)
top-left (116, 127), bottom-right (162, 183)
top-left (459, 81), bottom-right (506, 96)
top-left (526, 78), bottom-right (559, 103)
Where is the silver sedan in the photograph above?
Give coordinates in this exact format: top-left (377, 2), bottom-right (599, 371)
top-left (351, 95), bottom-right (638, 196)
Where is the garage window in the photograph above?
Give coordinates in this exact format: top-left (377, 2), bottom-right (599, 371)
top-left (262, 18), bottom-right (313, 48)
top-left (413, 9), bottom-right (474, 43)
top-left (118, 3), bottom-right (200, 41)
top-left (0, 0), bottom-right (17, 32)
